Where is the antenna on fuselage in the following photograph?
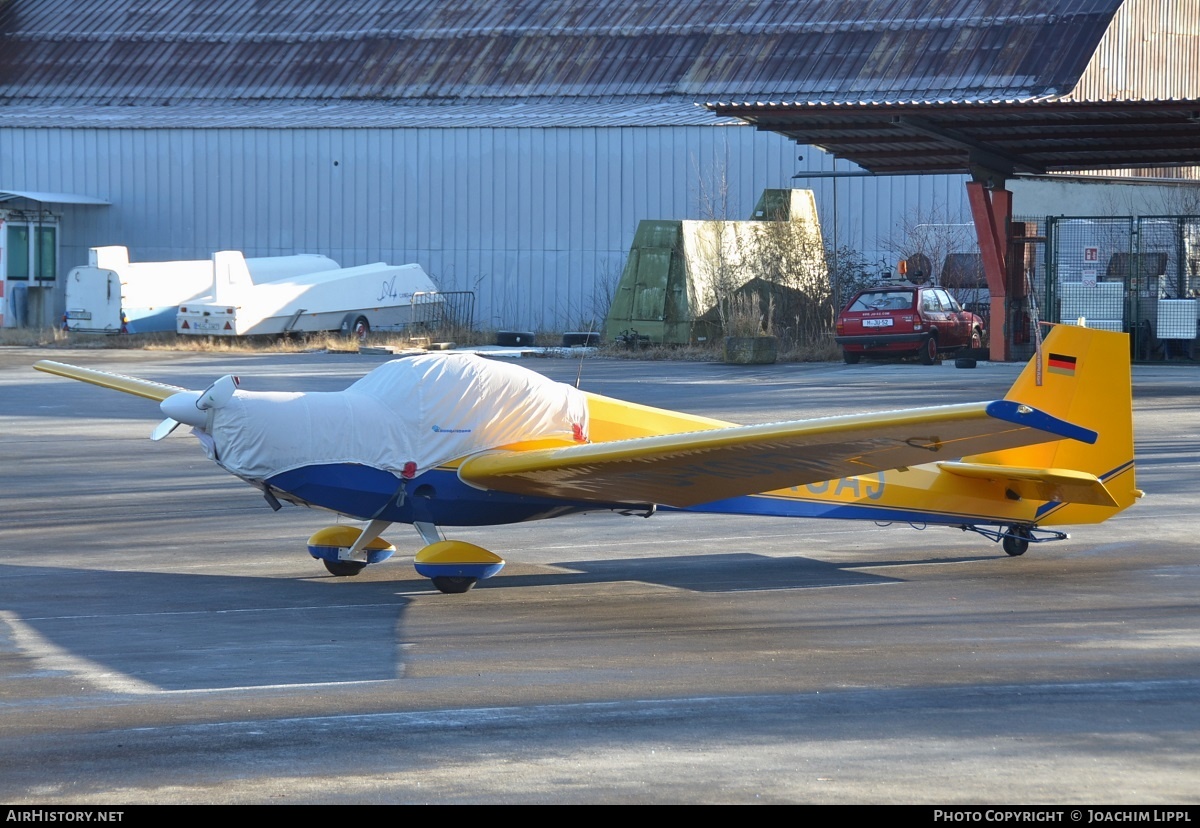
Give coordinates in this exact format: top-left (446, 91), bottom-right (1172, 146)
top-left (574, 317), bottom-right (597, 389)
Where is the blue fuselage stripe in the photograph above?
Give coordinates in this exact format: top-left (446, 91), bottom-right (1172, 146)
top-left (674, 494), bottom-right (987, 525)
top-left (264, 463), bottom-right (1003, 529)
top-left (266, 464), bottom-right (624, 526)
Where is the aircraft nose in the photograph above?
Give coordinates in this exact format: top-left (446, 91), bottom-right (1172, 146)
top-left (160, 391), bottom-right (207, 427)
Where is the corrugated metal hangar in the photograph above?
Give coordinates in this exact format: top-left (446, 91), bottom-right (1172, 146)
top-left (1, 0), bottom-right (1198, 337)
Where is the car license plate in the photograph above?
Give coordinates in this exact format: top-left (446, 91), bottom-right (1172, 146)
top-left (863, 318), bottom-right (893, 327)
top-left (191, 319), bottom-right (226, 332)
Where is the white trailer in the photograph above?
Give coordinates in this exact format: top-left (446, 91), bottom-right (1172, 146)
top-left (64, 246), bottom-right (340, 334)
top-left (176, 252), bottom-right (442, 339)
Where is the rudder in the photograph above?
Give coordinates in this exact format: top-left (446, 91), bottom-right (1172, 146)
top-left (965, 323), bottom-right (1139, 524)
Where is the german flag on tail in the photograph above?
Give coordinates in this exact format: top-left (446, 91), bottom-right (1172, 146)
top-left (1047, 353), bottom-right (1077, 376)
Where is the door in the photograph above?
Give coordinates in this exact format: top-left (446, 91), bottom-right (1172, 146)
top-left (64, 267), bottom-right (123, 332)
top-left (2, 219), bottom-right (59, 327)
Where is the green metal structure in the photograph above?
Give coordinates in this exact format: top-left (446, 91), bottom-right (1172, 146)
top-left (605, 190), bottom-right (825, 345)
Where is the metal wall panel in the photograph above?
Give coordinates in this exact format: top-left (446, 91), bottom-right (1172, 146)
top-left (1070, 0), bottom-right (1200, 102)
top-left (1, 124), bottom-right (972, 330)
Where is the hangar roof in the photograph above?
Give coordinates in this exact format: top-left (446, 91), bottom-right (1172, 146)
top-left (0, 0), bottom-right (1131, 105)
top-left (0, 0), bottom-right (1174, 133)
top-left (4, 0), bottom-right (1198, 176)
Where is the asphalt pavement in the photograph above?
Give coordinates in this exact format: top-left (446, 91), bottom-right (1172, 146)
top-left (0, 345), bottom-right (1197, 804)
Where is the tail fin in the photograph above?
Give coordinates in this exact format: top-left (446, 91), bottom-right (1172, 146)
top-left (212, 250), bottom-right (253, 304)
top-left (965, 323), bottom-right (1140, 525)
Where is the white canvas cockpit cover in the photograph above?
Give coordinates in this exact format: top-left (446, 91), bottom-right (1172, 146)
top-left (208, 353), bottom-right (589, 480)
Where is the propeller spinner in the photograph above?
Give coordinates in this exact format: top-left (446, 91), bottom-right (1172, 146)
top-left (154, 374), bottom-right (240, 440)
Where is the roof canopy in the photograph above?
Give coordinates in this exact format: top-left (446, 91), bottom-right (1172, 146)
top-left (0, 190), bottom-right (110, 205)
top-left (706, 99), bottom-right (1200, 177)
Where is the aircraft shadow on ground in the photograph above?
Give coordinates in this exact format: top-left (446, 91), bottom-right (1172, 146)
top-left (0, 550), bottom-right (989, 692)
top-left (487, 551), bottom-right (966, 592)
top-left (0, 563), bottom-right (413, 692)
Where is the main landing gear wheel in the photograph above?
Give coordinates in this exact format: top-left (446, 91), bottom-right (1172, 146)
top-left (308, 525), bottom-right (396, 576)
top-left (323, 559), bottom-right (368, 577)
top-left (414, 540), bottom-right (505, 594)
top-left (431, 576), bottom-right (478, 594)
top-left (1003, 526), bottom-right (1032, 557)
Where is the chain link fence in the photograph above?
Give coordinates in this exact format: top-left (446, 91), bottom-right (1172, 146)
top-left (1046, 216), bottom-right (1198, 361)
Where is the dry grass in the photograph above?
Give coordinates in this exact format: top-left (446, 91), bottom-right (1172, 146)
top-left (0, 327), bottom-right (484, 353)
top-left (597, 340), bottom-right (722, 362)
top-left (1, 326), bottom-right (841, 362)
top-left (599, 334), bottom-right (840, 363)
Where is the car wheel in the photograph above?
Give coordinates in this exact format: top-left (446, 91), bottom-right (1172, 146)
top-left (971, 328), bottom-right (984, 350)
top-left (919, 335), bottom-right (938, 365)
top-left (955, 356), bottom-right (977, 369)
top-left (842, 350), bottom-right (860, 364)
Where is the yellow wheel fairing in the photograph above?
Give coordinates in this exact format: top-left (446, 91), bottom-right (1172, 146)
top-left (307, 525), bottom-right (396, 552)
top-left (414, 540), bottom-right (505, 582)
top-left (307, 525), bottom-right (396, 566)
top-left (415, 540), bottom-right (504, 565)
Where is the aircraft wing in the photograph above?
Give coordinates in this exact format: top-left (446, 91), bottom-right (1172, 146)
top-left (457, 400), bottom-right (1098, 508)
top-left (33, 360), bottom-right (186, 402)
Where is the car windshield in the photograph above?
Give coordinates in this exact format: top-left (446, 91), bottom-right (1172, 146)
top-left (848, 291), bottom-right (914, 312)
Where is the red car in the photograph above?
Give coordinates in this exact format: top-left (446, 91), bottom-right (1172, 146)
top-left (835, 283), bottom-right (985, 364)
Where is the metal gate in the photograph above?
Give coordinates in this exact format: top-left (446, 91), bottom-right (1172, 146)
top-left (1045, 215), bottom-right (1199, 362)
top-left (1132, 217), bottom-right (1200, 361)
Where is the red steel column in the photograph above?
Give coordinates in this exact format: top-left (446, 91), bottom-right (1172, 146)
top-left (966, 180), bottom-right (1013, 361)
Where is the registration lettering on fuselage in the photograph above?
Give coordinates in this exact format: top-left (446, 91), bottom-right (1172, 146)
top-left (795, 472), bottom-right (886, 500)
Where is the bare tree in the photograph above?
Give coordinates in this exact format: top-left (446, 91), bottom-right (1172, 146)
top-left (744, 200), bottom-right (833, 347)
top-left (882, 202), bottom-right (976, 286)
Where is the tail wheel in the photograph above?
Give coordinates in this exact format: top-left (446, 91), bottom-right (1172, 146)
top-left (919, 335), bottom-right (938, 365)
top-left (1002, 526), bottom-right (1032, 557)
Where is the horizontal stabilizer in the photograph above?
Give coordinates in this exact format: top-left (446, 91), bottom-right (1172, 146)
top-left (459, 400), bottom-right (1096, 508)
top-left (936, 461), bottom-right (1118, 507)
top-left (33, 360), bottom-right (187, 402)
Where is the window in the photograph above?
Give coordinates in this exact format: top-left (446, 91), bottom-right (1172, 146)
top-left (4, 223), bottom-right (57, 281)
top-left (6, 225), bottom-right (29, 280)
top-left (850, 291), bottom-right (913, 312)
top-left (35, 226), bottom-right (56, 281)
